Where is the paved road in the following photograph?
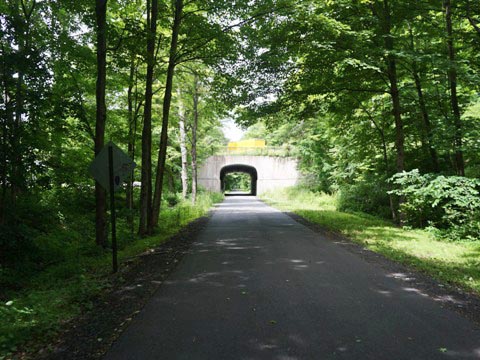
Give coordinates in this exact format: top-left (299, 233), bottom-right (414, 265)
top-left (105, 197), bottom-right (480, 359)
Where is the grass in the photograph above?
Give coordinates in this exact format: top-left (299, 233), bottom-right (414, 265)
top-left (261, 186), bottom-right (480, 295)
top-left (0, 192), bottom-right (223, 359)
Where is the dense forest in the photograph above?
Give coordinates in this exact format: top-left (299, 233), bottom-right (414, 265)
top-left (235, 0), bottom-right (480, 239)
top-left (0, 0), bottom-right (236, 268)
top-left (1, 0), bottom-right (480, 356)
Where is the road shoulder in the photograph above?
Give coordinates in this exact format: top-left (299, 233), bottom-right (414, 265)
top-left (37, 214), bottom-right (213, 360)
top-left (284, 210), bottom-right (480, 328)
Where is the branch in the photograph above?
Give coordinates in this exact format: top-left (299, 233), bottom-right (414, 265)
top-left (69, 71), bottom-right (95, 141)
top-left (355, 98), bottom-right (384, 137)
top-left (134, 99), bottom-right (144, 119)
top-left (176, 4), bottom-right (293, 63)
top-left (107, 25), bottom-right (127, 52)
top-left (153, 85), bottom-right (166, 96)
top-left (153, 33), bottom-right (164, 64)
top-left (175, 54), bottom-right (221, 65)
top-left (467, 16), bottom-right (480, 35)
top-left (20, 0), bottom-right (36, 21)
top-left (465, 1), bottom-right (480, 37)
top-left (336, 87), bottom-right (387, 94)
top-left (181, 7), bottom-right (213, 20)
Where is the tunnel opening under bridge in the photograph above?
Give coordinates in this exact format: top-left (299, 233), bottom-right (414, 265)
top-left (220, 164), bottom-right (258, 196)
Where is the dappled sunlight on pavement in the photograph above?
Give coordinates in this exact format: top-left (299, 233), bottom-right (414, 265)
top-left (104, 197), bottom-right (480, 360)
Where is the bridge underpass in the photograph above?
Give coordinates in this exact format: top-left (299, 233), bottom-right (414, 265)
top-left (198, 155), bottom-right (300, 195)
top-left (220, 164), bottom-right (258, 196)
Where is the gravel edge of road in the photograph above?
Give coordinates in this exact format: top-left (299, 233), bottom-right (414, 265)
top-left (284, 210), bottom-right (480, 328)
top-left (34, 211), bottom-right (215, 360)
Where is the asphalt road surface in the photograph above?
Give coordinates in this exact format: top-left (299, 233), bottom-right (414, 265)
top-left (104, 196), bottom-right (480, 360)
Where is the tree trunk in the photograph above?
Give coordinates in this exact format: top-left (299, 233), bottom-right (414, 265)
top-left (166, 167), bottom-right (175, 193)
top-left (126, 56), bottom-right (135, 230)
top-left (381, 0), bottom-right (404, 223)
top-left (412, 70), bottom-right (440, 173)
top-left (382, 0), bottom-right (404, 174)
top-left (11, 1), bottom-right (36, 209)
top-left (95, 0), bottom-right (108, 247)
top-left (177, 89), bottom-right (188, 199)
top-left (191, 74), bottom-right (199, 204)
top-left (444, 0), bottom-right (465, 176)
top-left (408, 25), bottom-right (439, 173)
top-left (12, 70), bottom-right (23, 207)
top-left (0, 42), bottom-right (9, 225)
top-left (139, 0), bottom-right (158, 236)
top-left (151, 0), bottom-right (184, 230)
top-left (362, 105), bottom-right (396, 222)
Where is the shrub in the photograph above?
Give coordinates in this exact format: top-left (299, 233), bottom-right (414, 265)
top-left (164, 193), bottom-right (181, 207)
top-left (390, 170), bottom-right (480, 240)
top-left (337, 180), bottom-right (392, 219)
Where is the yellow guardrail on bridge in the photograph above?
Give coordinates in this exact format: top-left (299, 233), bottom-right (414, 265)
top-left (227, 139), bottom-right (266, 152)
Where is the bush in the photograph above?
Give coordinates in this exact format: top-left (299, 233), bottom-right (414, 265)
top-left (32, 229), bottom-right (84, 266)
top-left (390, 170), bottom-right (480, 240)
top-left (0, 190), bottom-right (224, 358)
top-left (337, 180), bottom-right (392, 219)
top-left (0, 222), bottom-right (40, 268)
top-left (164, 193), bottom-right (181, 207)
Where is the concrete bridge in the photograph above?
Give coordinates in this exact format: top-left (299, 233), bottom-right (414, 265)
top-left (198, 155), bottom-right (300, 195)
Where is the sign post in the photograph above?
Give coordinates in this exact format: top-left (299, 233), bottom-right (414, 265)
top-left (89, 141), bottom-right (136, 273)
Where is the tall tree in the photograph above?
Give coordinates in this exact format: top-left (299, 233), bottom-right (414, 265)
top-left (177, 88), bottom-right (188, 199)
top-left (151, 0), bottom-right (184, 230)
top-left (444, 0), bottom-right (465, 176)
top-left (190, 73), bottom-right (199, 204)
top-left (11, 1), bottom-right (35, 207)
top-left (407, 23), bottom-right (439, 173)
top-left (126, 54), bottom-right (143, 231)
top-left (1, 0), bottom-right (41, 216)
top-left (0, 39), bottom-right (7, 223)
top-left (94, 0), bottom-right (108, 247)
top-left (139, 0), bottom-right (158, 236)
top-left (378, 0), bottom-right (404, 175)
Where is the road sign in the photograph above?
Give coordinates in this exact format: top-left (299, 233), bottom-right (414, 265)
top-left (89, 141), bottom-right (136, 192)
top-left (89, 141), bottom-right (136, 273)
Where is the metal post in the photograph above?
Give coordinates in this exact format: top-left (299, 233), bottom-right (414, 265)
top-left (108, 144), bottom-right (118, 273)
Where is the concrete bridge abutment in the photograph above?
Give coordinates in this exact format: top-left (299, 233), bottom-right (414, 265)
top-left (198, 155), bottom-right (300, 195)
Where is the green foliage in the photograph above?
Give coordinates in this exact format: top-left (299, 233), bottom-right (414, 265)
top-left (225, 0), bottom-right (480, 235)
top-left (164, 193), bottom-right (182, 207)
top-left (390, 170), bottom-right (480, 240)
top-left (337, 179), bottom-right (392, 219)
top-left (224, 173), bottom-right (251, 192)
top-left (265, 186), bottom-right (337, 211)
top-left (0, 191), bottom-right (223, 358)
top-left (0, 275), bottom-right (102, 356)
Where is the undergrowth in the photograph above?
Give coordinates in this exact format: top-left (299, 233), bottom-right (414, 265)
top-left (0, 191), bottom-right (223, 359)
